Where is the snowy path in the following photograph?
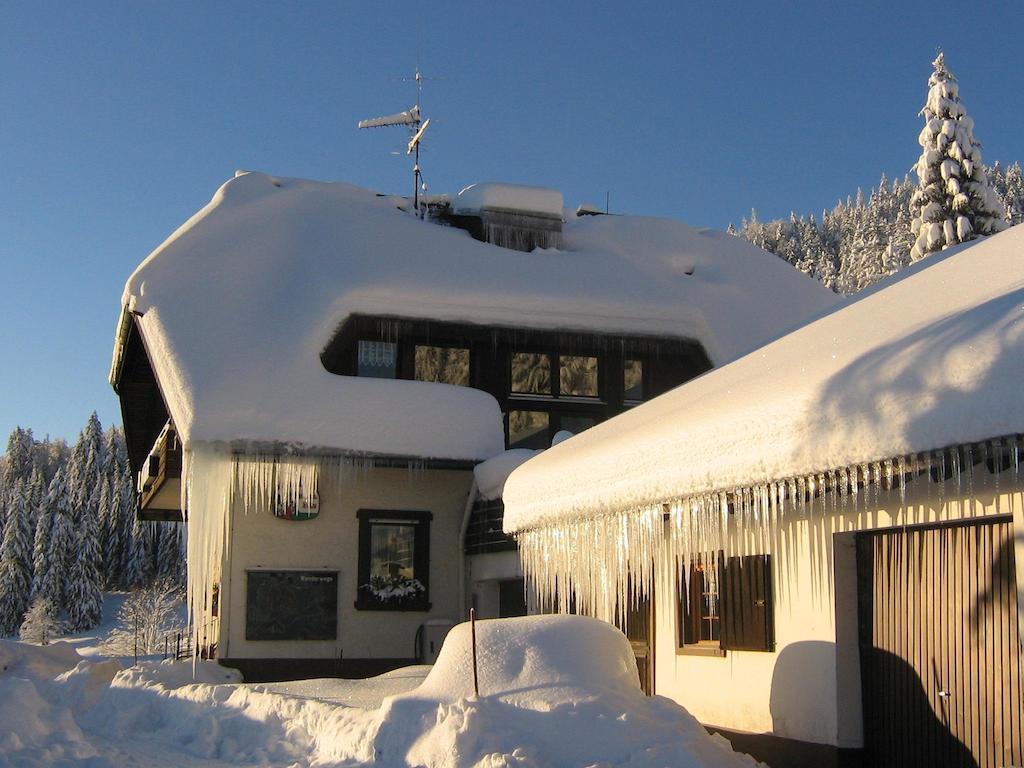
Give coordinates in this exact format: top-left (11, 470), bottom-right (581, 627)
top-left (251, 665), bottom-right (430, 707)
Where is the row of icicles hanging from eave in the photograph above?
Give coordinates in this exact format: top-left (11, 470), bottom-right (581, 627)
top-left (514, 434), bottom-right (1023, 628)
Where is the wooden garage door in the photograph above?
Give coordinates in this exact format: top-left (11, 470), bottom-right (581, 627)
top-left (857, 518), bottom-right (1022, 768)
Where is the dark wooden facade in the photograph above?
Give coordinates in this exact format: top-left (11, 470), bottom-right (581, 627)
top-left (464, 498), bottom-right (517, 555)
top-left (321, 314), bottom-right (712, 448)
top-left (112, 315), bottom-right (170, 480)
top-left (857, 517), bottom-right (1022, 768)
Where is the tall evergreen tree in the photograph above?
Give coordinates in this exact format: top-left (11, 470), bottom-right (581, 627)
top-left (66, 500), bottom-right (103, 632)
top-left (123, 513), bottom-right (151, 588)
top-left (909, 53), bottom-right (1007, 260)
top-left (36, 466), bottom-right (73, 614)
top-left (0, 479), bottom-right (34, 635)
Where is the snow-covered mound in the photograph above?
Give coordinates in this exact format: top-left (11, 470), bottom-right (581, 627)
top-left (369, 615), bottom-right (761, 767)
top-left (473, 448), bottom-right (539, 500)
top-left (504, 224), bottom-right (1024, 530)
top-left (115, 172), bottom-right (836, 458)
top-left (0, 620), bottom-right (760, 767)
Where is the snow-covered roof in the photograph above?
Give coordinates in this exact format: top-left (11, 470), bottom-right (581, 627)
top-left (504, 224), bottom-right (1024, 531)
top-left (117, 171), bottom-right (836, 459)
top-left (453, 182), bottom-right (563, 217)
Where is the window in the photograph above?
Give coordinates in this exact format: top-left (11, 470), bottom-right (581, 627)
top-left (559, 355), bottom-right (598, 397)
top-left (558, 414), bottom-right (596, 436)
top-left (357, 340), bottom-right (397, 378)
top-left (415, 345), bottom-right (470, 386)
top-left (624, 359), bottom-right (644, 402)
top-left (356, 510), bottom-right (431, 611)
top-left (679, 558), bottom-right (721, 646)
top-left (678, 553), bottom-right (774, 653)
top-left (510, 352), bottom-right (551, 395)
top-left (508, 410), bottom-right (549, 448)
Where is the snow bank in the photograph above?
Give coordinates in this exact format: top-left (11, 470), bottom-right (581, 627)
top-left (117, 172), bottom-right (836, 457)
top-left (0, 619), bottom-right (760, 767)
top-left (504, 225), bottom-right (1024, 530)
top-left (370, 615), bottom-right (760, 767)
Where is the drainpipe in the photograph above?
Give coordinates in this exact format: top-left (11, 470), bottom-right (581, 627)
top-left (458, 479), bottom-right (479, 621)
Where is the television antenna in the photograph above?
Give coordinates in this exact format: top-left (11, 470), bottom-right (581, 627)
top-left (358, 68), bottom-right (431, 212)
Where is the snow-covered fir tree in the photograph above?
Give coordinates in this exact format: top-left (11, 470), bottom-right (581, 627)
top-left (734, 161), bottom-right (1021, 295)
top-left (35, 466), bottom-right (73, 614)
top-left (123, 512), bottom-right (151, 588)
top-left (0, 479), bottom-right (34, 635)
top-left (909, 52), bottom-right (1007, 260)
top-left (66, 495), bottom-right (104, 631)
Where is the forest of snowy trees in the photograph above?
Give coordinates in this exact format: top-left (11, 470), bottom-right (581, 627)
top-left (0, 414), bottom-right (184, 639)
top-left (733, 161), bottom-right (1023, 296)
top-left (735, 53), bottom-right (1021, 295)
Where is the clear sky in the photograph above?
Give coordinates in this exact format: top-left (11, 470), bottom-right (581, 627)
top-left (2, 0), bottom-right (1022, 445)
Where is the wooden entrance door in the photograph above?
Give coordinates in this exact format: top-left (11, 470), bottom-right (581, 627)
top-left (856, 518), bottom-right (1022, 767)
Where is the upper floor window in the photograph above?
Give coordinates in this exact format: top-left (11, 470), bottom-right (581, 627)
top-left (415, 345), bottom-right (470, 386)
top-left (357, 340), bottom-right (397, 378)
top-left (511, 352), bottom-right (552, 395)
top-left (559, 355), bottom-right (598, 397)
top-left (624, 359), bottom-right (644, 402)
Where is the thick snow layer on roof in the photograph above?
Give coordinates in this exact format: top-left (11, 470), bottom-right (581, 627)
top-left (454, 181), bottom-right (563, 217)
top-left (504, 225), bottom-right (1024, 531)
top-left (122, 172), bottom-right (835, 456)
top-left (473, 448), bottom-right (540, 500)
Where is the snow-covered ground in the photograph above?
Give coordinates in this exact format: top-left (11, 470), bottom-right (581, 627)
top-left (0, 614), bottom-right (762, 767)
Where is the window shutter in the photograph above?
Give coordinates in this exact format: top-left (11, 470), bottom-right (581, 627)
top-left (720, 554), bottom-right (774, 652)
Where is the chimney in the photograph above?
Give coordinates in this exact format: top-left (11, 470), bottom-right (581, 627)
top-left (446, 183), bottom-right (563, 252)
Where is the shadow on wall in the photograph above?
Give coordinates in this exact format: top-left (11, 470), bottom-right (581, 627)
top-left (767, 641), bottom-right (975, 768)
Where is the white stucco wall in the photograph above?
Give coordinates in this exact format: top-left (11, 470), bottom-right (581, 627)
top-left (216, 466), bottom-right (474, 661)
top-left (467, 550), bottom-right (523, 619)
top-left (653, 470), bottom-right (1023, 748)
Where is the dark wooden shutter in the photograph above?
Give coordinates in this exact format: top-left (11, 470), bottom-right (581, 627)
top-left (720, 554), bottom-right (774, 651)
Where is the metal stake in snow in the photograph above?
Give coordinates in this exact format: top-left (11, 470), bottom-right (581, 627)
top-left (357, 68), bottom-right (431, 212)
top-left (470, 607), bottom-right (480, 698)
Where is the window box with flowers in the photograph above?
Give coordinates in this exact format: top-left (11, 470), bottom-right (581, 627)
top-left (355, 509), bottom-right (432, 611)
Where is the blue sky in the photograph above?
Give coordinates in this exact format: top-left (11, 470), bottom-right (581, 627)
top-left (2, 0), bottom-right (1022, 445)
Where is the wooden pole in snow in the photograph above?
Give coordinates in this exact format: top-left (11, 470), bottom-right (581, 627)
top-left (470, 607), bottom-right (479, 698)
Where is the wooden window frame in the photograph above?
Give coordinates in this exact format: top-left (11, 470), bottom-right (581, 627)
top-left (677, 553), bottom-right (774, 656)
top-left (354, 509), bottom-right (432, 612)
top-left (677, 555), bottom-right (727, 657)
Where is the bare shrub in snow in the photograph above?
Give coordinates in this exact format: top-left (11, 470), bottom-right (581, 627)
top-left (19, 596), bottom-right (61, 644)
top-left (102, 579), bottom-right (184, 656)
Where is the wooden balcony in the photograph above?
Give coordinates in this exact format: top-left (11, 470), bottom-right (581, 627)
top-left (138, 422), bottom-right (183, 521)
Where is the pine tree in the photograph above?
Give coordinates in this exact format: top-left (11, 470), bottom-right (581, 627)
top-left (909, 53), bottom-right (1007, 260)
top-left (123, 513), bottom-right (151, 588)
top-left (36, 467), bottom-right (73, 615)
top-left (66, 501), bottom-right (103, 632)
top-left (0, 480), bottom-right (34, 636)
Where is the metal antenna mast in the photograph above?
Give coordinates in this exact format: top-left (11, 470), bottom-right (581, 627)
top-left (358, 68), bottom-right (431, 212)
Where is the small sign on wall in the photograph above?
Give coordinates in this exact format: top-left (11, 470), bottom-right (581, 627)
top-left (272, 491), bottom-right (320, 521)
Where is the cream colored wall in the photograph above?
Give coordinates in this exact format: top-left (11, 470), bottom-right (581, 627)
top-left (653, 471), bottom-right (1024, 748)
top-left (217, 466), bottom-right (474, 660)
top-left (467, 550), bottom-right (523, 619)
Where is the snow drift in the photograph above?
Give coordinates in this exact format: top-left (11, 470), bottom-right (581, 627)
top-left (0, 617), bottom-right (761, 767)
